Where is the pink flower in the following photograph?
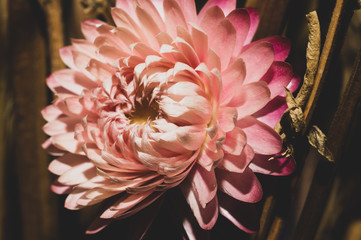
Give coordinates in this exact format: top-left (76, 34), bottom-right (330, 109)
top-left (42, 0), bottom-right (299, 236)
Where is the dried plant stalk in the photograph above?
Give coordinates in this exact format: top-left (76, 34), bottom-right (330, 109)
top-left (296, 11), bottom-right (321, 109)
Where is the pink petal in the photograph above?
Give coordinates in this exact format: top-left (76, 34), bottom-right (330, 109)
top-left (240, 42), bottom-right (274, 84)
top-left (198, 0), bottom-right (236, 20)
top-left (64, 188), bottom-right (87, 210)
top-left (136, 0), bottom-right (165, 32)
top-left (86, 218), bottom-right (113, 234)
top-left (176, 0), bottom-right (197, 23)
top-left (42, 138), bottom-right (65, 156)
top-left (209, 19), bottom-right (236, 70)
top-left (180, 183), bottom-right (218, 230)
top-left (218, 191), bottom-right (259, 233)
top-left (173, 38), bottom-right (200, 67)
top-left (261, 61), bottom-right (293, 99)
top-left (48, 153), bottom-right (88, 175)
top-left (59, 46), bottom-right (76, 69)
top-left (221, 58), bottom-right (246, 105)
top-left (249, 154), bottom-right (296, 176)
top-left (253, 96), bottom-right (287, 128)
top-left (198, 144), bottom-right (224, 171)
top-left (86, 59), bottom-right (117, 81)
top-left (244, 8), bottom-right (259, 44)
top-left (226, 9), bottom-right (250, 57)
top-left (191, 25), bottom-right (208, 63)
top-left (115, 0), bottom-right (137, 20)
top-left (50, 180), bottom-right (72, 194)
top-left (242, 36), bottom-right (291, 62)
top-left (282, 75), bottom-right (301, 97)
top-left (51, 69), bottom-right (97, 95)
top-left (222, 127), bottom-right (247, 155)
top-left (216, 167), bottom-right (263, 203)
top-left (218, 144), bottom-right (255, 173)
top-left (41, 104), bottom-right (63, 122)
top-left (101, 191), bottom-right (153, 218)
top-left (183, 163), bottom-right (217, 208)
top-left (58, 161), bottom-right (96, 185)
top-left (237, 116), bottom-right (282, 155)
top-left (51, 132), bottom-right (83, 154)
top-left (217, 106), bottom-right (237, 132)
top-left (80, 19), bottom-right (106, 43)
top-left (163, 0), bottom-right (187, 37)
top-left (199, 6), bottom-right (225, 38)
top-left (234, 81), bottom-right (271, 118)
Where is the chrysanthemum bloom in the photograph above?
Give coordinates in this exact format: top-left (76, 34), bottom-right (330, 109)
top-left (42, 0), bottom-right (299, 236)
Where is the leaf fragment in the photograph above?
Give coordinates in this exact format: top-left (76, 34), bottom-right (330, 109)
top-left (307, 125), bottom-right (334, 162)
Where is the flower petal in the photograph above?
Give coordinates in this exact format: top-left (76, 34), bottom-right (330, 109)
top-left (261, 61), bottom-right (293, 99)
top-left (234, 81), bottom-right (271, 118)
top-left (199, 0), bottom-right (236, 20)
top-left (237, 116), bottom-right (282, 155)
top-left (218, 144), bottom-right (255, 173)
top-left (218, 191), bottom-right (259, 233)
top-left (183, 163), bottom-right (217, 208)
top-left (222, 127), bottom-right (247, 155)
top-left (249, 154), bottom-right (296, 176)
top-left (216, 167), bottom-right (263, 203)
top-left (253, 96), bottom-right (288, 128)
top-left (226, 9), bottom-right (250, 57)
top-left (240, 42), bottom-right (274, 84)
top-left (244, 8), bottom-right (259, 44)
top-left (180, 183), bottom-right (218, 230)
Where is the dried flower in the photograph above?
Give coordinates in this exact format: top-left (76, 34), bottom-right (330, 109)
top-left (42, 0), bottom-right (298, 236)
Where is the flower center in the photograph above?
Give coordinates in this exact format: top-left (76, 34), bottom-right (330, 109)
top-left (128, 100), bottom-right (159, 124)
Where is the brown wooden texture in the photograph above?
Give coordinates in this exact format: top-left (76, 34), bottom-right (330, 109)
top-left (7, 0), bottom-right (58, 239)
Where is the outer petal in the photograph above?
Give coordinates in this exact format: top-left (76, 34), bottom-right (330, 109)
top-left (176, 0), bottom-right (197, 23)
top-left (226, 9), bottom-right (250, 57)
top-left (242, 36), bottom-right (291, 62)
top-left (249, 154), bottom-right (296, 176)
top-left (244, 8), bottom-right (259, 44)
top-left (180, 183), bottom-right (218, 230)
top-left (218, 191), bottom-right (259, 233)
top-left (216, 167), bottom-right (263, 203)
top-left (253, 96), bottom-right (288, 128)
top-left (237, 116), bottom-right (282, 155)
top-left (218, 144), bottom-right (254, 173)
top-left (234, 81), bottom-right (271, 118)
top-left (80, 19), bottom-right (106, 43)
top-left (183, 164), bottom-right (217, 208)
top-left (261, 61), bottom-right (293, 99)
top-left (240, 42), bottom-right (274, 84)
top-left (198, 0), bottom-right (236, 20)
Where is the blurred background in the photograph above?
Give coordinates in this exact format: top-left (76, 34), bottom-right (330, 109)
top-left (0, 0), bottom-right (361, 239)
